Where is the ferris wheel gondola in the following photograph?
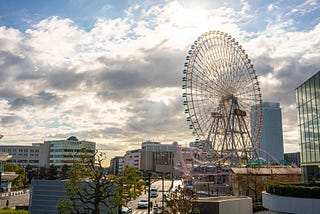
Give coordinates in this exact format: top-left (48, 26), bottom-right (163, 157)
top-left (182, 31), bottom-right (262, 166)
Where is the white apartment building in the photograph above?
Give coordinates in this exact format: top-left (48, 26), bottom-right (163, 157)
top-left (123, 149), bottom-right (141, 170)
top-left (0, 136), bottom-right (96, 169)
top-left (0, 144), bottom-right (41, 169)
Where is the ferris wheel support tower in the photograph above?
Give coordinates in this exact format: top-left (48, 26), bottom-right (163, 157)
top-left (182, 31), bottom-right (262, 166)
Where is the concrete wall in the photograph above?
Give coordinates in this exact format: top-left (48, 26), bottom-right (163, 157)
top-left (197, 196), bottom-right (252, 214)
top-left (262, 191), bottom-right (320, 214)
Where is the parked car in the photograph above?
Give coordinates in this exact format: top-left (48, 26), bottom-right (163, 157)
top-left (121, 206), bottom-right (132, 214)
top-left (137, 199), bottom-right (149, 209)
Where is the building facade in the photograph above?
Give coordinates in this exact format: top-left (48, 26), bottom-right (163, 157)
top-left (0, 144), bottom-right (40, 169)
top-left (109, 156), bottom-right (124, 175)
top-left (123, 149), bottom-right (141, 170)
top-left (284, 152), bottom-right (301, 167)
top-left (45, 136), bottom-right (96, 167)
top-left (0, 136), bottom-right (96, 169)
top-left (140, 141), bottom-right (176, 177)
top-left (296, 71), bottom-right (320, 183)
top-left (251, 102), bottom-right (284, 162)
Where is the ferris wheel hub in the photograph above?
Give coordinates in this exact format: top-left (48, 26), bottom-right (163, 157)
top-left (182, 30), bottom-right (262, 167)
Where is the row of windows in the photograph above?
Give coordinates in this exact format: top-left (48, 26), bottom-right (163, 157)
top-left (298, 97), bottom-right (320, 125)
top-left (50, 149), bottom-right (95, 153)
top-left (5, 153), bottom-right (40, 158)
top-left (0, 148), bottom-right (39, 153)
top-left (49, 160), bottom-right (75, 163)
top-left (296, 72), bottom-right (320, 105)
top-left (301, 141), bottom-right (320, 163)
top-left (50, 154), bottom-right (83, 158)
top-left (8, 159), bottom-right (39, 163)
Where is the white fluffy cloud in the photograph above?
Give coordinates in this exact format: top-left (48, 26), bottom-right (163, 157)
top-left (0, 0), bottom-right (319, 157)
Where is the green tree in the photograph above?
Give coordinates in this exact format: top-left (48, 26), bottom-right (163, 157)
top-left (57, 151), bottom-right (144, 214)
top-left (117, 166), bottom-right (145, 208)
top-left (165, 185), bottom-right (199, 214)
top-left (48, 165), bottom-right (58, 180)
top-left (3, 163), bottom-right (27, 188)
top-left (60, 164), bottom-right (70, 180)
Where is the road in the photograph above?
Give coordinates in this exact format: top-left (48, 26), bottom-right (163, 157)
top-left (127, 179), bottom-right (182, 214)
top-left (0, 180), bottom-right (183, 213)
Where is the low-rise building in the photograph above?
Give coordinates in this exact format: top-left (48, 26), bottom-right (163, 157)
top-left (284, 152), bottom-right (301, 167)
top-left (0, 145), bottom-right (40, 169)
top-left (231, 167), bottom-right (301, 199)
top-left (45, 136), bottom-right (96, 168)
top-left (0, 136), bottom-right (96, 170)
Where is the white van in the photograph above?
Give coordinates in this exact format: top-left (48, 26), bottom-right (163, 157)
top-left (150, 188), bottom-right (158, 198)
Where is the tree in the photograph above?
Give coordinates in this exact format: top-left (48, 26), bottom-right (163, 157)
top-left (48, 165), bottom-right (58, 180)
top-left (165, 185), bottom-right (199, 214)
top-left (60, 164), bottom-right (70, 180)
top-left (57, 151), bottom-right (144, 214)
top-left (4, 163), bottom-right (27, 188)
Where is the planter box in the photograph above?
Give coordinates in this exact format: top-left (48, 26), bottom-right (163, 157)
top-left (262, 191), bottom-right (320, 214)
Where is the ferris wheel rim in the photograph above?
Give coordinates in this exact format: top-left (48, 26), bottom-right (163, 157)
top-left (182, 30), bottom-right (262, 163)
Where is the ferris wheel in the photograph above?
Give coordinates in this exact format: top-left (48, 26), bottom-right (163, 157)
top-left (182, 31), bottom-right (262, 165)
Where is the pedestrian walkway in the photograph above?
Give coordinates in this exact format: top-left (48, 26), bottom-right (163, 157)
top-left (0, 190), bottom-right (29, 208)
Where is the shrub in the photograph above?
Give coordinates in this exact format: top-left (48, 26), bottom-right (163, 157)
top-left (266, 183), bottom-right (320, 198)
top-left (0, 207), bottom-right (28, 214)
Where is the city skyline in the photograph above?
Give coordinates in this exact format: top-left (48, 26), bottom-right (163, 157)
top-left (0, 0), bottom-right (320, 161)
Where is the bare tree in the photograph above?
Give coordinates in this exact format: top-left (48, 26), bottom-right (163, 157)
top-left (57, 151), bottom-right (144, 214)
top-left (165, 185), bottom-right (199, 214)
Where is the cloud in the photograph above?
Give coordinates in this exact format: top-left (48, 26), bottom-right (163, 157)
top-left (0, 0), bottom-right (319, 160)
top-left (0, 115), bottom-right (25, 126)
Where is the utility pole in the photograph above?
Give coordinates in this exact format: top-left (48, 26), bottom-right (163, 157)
top-left (147, 172), bottom-right (151, 214)
top-left (0, 135), bottom-right (3, 192)
top-left (162, 173), bottom-right (164, 213)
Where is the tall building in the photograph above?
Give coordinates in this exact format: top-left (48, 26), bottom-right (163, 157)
top-left (296, 71), bottom-right (320, 183)
top-left (251, 102), bottom-right (284, 162)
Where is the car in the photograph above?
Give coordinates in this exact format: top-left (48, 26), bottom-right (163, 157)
top-left (120, 206), bottom-right (132, 214)
top-left (150, 188), bottom-right (158, 198)
top-left (162, 193), bottom-right (169, 200)
top-left (137, 199), bottom-right (149, 209)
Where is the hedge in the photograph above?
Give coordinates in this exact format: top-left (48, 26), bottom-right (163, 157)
top-left (266, 183), bottom-right (320, 199)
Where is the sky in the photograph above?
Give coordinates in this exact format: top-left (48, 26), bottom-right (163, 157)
top-left (0, 0), bottom-right (319, 162)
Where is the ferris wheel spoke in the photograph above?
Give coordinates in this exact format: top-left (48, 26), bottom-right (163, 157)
top-left (183, 31), bottom-right (262, 166)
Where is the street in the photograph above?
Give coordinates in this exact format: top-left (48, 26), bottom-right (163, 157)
top-left (127, 180), bottom-right (182, 214)
top-left (0, 180), bottom-right (182, 213)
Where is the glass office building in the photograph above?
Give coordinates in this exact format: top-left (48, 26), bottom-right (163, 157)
top-left (253, 102), bottom-right (284, 162)
top-left (296, 71), bottom-right (320, 183)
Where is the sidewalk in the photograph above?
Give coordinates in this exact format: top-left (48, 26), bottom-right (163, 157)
top-left (0, 190), bottom-right (30, 208)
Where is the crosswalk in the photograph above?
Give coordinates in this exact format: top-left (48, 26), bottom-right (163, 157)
top-left (131, 209), bottom-right (161, 214)
top-left (132, 210), bottom-right (148, 214)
